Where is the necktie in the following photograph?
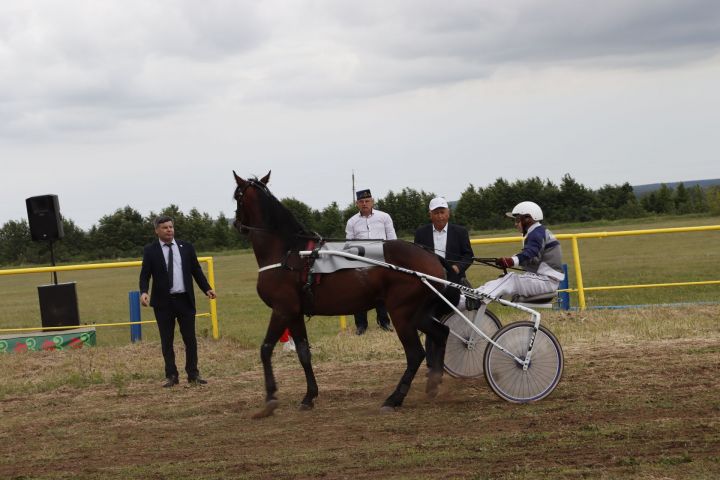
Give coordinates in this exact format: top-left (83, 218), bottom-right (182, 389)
top-left (165, 243), bottom-right (174, 289)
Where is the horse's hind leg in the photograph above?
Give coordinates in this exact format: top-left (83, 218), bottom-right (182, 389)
top-left (417, 309), bottom-right (449, 398)
top-left (252, 312), bottom-right (286, 419)
top-left (289, 316), bottom-right (318, 410)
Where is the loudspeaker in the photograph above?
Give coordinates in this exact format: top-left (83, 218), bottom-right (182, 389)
top-left (38, 283), bottom-right (80, 331)
top-left (26, 195), bottom-right (64, 242)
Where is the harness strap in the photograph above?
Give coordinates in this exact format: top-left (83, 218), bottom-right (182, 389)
top-left (258, 263), bottom-right (282, 273)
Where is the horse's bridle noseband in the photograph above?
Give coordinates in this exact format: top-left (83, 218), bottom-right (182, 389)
top-left (233, 178), bottom-right (273, 234)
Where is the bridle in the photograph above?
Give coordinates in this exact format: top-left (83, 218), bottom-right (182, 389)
top-left (233, 178), bottom-right (276, 234)
top-left (233, 178), bottom-right (321, 241)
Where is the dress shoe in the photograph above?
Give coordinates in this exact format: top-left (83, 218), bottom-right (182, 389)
top-left (188, 377), bottom-right (208, 385)
top-left (163, 375), bottom-right (179, 388)
top-left (378, 323), bottom-right (393, 332)
top-left (355, 326), bottom-right (367, 335)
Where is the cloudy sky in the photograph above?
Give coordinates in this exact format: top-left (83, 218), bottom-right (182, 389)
top-left (2, 0), bottom-right (719, 229)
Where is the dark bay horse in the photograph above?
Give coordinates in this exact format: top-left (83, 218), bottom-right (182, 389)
top-left (233, 171), bottom-right (450, 417)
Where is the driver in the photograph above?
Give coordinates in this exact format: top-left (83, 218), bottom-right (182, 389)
top-left (477, 201), bottom-right (564, 300)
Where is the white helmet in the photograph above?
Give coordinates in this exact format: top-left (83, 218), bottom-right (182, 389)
top-left (506, 201), bottom-right (543, 221)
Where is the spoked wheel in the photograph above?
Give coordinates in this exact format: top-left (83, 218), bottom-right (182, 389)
top-left (441, 308), bottom-right (502, 378)
top-left (483, 321), bottom-right (563, 403)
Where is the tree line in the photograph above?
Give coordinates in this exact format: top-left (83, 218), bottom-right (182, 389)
top-left (1, 175), bottom-right (719, 266)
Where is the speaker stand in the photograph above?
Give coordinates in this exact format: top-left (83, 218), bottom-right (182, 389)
top-left (48, 239), bottom-right (58, 285)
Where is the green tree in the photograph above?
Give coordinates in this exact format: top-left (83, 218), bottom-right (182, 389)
top-left (211, 213), bottom-right (233, 249)
top-left (54, 219), bottom-right (89, 261)
top-left (707, 186), bottom-right (720, 216)
top-left (596, 183), bottom-right (643, 219)
top-left (0, 220), bottom-right (32, 265)
top-left (674, 183), bottom-right (691, 214)
top-left (376, 188), bottom-right (434, 236)
top-left (183, 208), bottom-right (216, 250)
top-left (656, 184), bottom-right (675, 214)
top-left (687, 185), bottom-right (709, 213)
top-left (454, 185), bottom-right (486, 230)
top-left (557, 174), bottom-right (596, 222)
top-left (316, 202), bottom-right (344, 238)
top-left (90, 206), bottom-right (148, 259)
top-left (481, 178), bottom-right (515, 229)
top-left (281, 198), bottom-right (316, 232)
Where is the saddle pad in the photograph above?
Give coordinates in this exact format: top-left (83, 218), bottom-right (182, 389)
top-left (310, 241), bottom-right (386, 274)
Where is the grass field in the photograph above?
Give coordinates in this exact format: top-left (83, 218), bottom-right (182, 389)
top-left (1, 216), bottom-right (718, 345)
top-left (0, 217), bottom-right (718, 479)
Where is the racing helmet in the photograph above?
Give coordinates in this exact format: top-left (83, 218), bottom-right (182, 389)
top-left (506, 201), bottom-right (543, 221)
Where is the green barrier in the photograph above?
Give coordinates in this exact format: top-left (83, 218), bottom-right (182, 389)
top-left (0, 327), bottom-right (96, 353)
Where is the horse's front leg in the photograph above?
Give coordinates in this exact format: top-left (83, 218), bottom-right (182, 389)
top-left (289, 316), bottom-right (318, 410)
top-left (252, 311), bottom-right (286, 419)
top-left (381, 320), bottom-right (425, 411)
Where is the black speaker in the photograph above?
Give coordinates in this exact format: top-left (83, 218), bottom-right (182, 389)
top-left (38, 283), bottom-right (80, 331)
top-left (26, 194), bottom-right (64, 242)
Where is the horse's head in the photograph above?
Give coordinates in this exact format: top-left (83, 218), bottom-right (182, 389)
top-left (233, 170), bottom-right (271, 234)
top-left (232, 170), bottom-right (312, 243)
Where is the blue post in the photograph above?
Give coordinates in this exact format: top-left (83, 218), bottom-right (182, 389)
top-left (558, 264), bottom-right (570, 311)
top-left (129, 291), bottom-right (142, 342)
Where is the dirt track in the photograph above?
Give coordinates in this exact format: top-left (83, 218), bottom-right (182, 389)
top-left (1, 336), bottom-right (719, 479)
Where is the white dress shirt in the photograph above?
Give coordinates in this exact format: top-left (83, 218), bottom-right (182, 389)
top-left (432, 224), bottom-right (448, 258)
top-left (345, 209), bottom-right (397, 240)
top-left (161, 241), bottom-right (186, 294)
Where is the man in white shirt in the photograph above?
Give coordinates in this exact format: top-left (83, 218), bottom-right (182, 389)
top-left (345, 189), bottom-right (397, 334)
top-left (414, 197), bottom-right (473, 367)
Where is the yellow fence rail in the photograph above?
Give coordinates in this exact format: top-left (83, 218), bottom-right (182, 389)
top-left (471, 225), bottom-right (720, 310)
top-left (0, 257), bottom-right (219, 338)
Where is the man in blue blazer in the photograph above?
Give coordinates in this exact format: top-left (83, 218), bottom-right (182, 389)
top-left (139, 215), bottom-right (217, 387)
top-left (414, 197), bottom-right (473, 367)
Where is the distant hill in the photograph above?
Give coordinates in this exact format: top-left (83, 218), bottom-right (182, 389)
top-left (633, 179), bottom-right (720, 197)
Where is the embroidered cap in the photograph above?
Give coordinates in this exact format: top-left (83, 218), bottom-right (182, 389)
top-left (428, 197), bottom-right (449, 211)
top-left (356, 189), bottom-right (372, 200)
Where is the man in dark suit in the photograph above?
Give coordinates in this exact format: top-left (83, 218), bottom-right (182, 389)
top-left (414, 197), bottom-right (473, 367)
top-left (139, 215), bottom-right (217, 387)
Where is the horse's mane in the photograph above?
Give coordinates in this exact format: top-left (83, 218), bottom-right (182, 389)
top-left (252, 179), bottom-right (317, 246)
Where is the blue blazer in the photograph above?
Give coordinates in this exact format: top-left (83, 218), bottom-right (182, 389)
top-left (139, 239), bottom-right (211, 311)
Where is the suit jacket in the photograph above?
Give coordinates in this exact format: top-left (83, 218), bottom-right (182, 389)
top-left (139, 239), bottom-right (212, 311)
top-left (414, 223), bottom-right (473, 277)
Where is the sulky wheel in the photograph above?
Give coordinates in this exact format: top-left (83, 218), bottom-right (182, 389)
top-left (442, 308), bottom-right (502, 378)
top-left (483, 321), bottom-right (563, 403)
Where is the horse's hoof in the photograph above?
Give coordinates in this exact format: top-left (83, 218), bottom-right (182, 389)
top-left (380, 405), bottom-right (397, 414)
top-left (426, 372), bottom-right (443, 398)
top-left (298, 402), bottom-right (314, 411)
top-left (251, 399), bottom-right (279, 419)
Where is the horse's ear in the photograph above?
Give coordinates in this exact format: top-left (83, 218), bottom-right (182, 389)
top-left (233, 170), bottom-right (247, 187)
top-left (260, 171), bottom-right (271, 185)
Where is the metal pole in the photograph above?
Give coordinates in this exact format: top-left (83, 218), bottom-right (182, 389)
top-left (558, 263), bottom-right (570, 310)
top-left (206, 257), bottom-right (219, 340)
top-left (571, 236), bottom-right (586, 310)
top-left (351, 170), bottom-right (356, 204)
top-left (48, 240), bottom-right (58, 285)
top-left (129, 291), bottom-right (142, 343)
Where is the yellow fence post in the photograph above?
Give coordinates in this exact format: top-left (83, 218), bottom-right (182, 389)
top-left (205, 257), bottom-right (219, 339)
top-left (570, 236), bottom-right (586, 310)
top-left (339, 315), bottom-right (347, 331)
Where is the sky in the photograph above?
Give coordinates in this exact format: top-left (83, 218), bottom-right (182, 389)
top-left (2, 0), bottom-right (719, 229)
